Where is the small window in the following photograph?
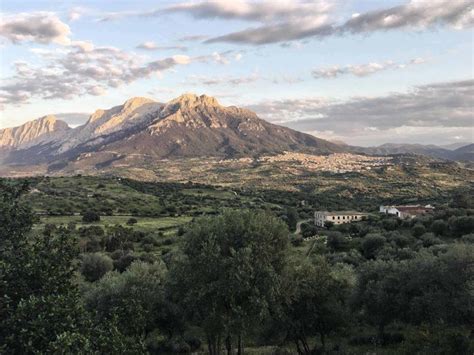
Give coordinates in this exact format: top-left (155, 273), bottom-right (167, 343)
top-left (332, 216), bottom-right (335, 220)
top-left (337, 216), bottom-right (340, 220)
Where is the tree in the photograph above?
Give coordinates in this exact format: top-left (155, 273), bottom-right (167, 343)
top-left (352, 259), bottom-right (404, 341)
top-left (80, 253), bottom-right (113, 282)
top-left (361, 234), bottom-right (386, 259)
top-left (326, 231), bottom-right (348, 252)
top-left (431, 220), bottom-right (448, 236)
top-left (82, 210), bottom-right (100, 223)
top-left (285, 207), bottom-right (298, 232)
top-left (0, 181), bottom-right (141, 354)
top-left (353, 245), bottom-right (474, 344)
top-left (170, 209), bottom-right (289, 355)
top-left (412, 223), bottom-right (426, 237)
top-left (280, 258), bottom-right (353, 354)
top-left (450, 216), bottom-right (474, 237)
top-left (84, 261), bottom-right (181, 341)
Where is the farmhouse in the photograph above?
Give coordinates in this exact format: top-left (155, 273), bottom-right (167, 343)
top-left (314, 211), bottom-right (369, 227)
top-left (379, 205), bottom-right (434, 219)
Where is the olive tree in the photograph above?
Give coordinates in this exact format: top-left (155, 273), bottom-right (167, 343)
top-left (170, 209), bottom-right (289, 355)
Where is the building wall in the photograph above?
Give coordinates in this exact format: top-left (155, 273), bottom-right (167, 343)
top-left (314, 212), bottom-right (367, 227)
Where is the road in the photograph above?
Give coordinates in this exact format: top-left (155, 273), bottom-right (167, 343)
top-left (295, 219), bottom-right (311, 234)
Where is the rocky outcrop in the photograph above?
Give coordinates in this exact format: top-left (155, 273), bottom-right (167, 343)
top-left (0, 115), bottom-right (70, 148)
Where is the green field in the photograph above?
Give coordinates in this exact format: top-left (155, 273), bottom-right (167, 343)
top-left (35, 215), bottom-right (192, 232)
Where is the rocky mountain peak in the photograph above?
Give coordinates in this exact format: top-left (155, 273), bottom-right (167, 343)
top-left (0, 115), bottom-right (70, 148)
top-left (160, 93), bottom-right (221, 118)
top-left (122, 96), bottom-right (156, 111)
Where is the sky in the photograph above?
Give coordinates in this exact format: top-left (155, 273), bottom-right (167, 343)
top-left (0, 0), bottom-right (473, 146)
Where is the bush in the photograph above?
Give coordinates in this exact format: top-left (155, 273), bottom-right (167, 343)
top-left (382, 218), bottom-right (399, 231)
top-left (420, 232), bottom-right (442, 247)
top-left (80, 253), bottom-right (113, 282)
top-left (412, 223), bottom-right (426, 237)
top-left (361, 234), bottom-right (386, 259)
top-left (126, 218), bottom-right (138, 226)
top-left (431, 220), bottom-right (448, 236)
top-left (461, 233), bottom-right (474, 243)
top-left (290, 235), bottom-right (303, 246)
top-left (327, 231), bottom-right (348, 252)
top-left (82, 211), bottom-right (100, 223)
top-left (113, 253), bottom-right (137, 272)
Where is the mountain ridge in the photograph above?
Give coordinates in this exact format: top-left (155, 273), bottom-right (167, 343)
top-left (1, 94), bottom-right (343, 170)
top-left (1, 94), bottom-right (472, 174)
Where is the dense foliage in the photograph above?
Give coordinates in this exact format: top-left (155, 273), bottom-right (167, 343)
top-left (1, 176), bottom-right (473, 354)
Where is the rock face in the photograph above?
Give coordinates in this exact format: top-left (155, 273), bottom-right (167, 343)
top-left (104, 93), bottom-right (340, 159)
top-left (0, 115), bottom-right (70, 148)
top-left (1, 93), bottom-right (343, 169)
top-left (57, 97), bottom-right (162, 153)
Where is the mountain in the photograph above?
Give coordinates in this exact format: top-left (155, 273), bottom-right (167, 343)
top-left (439, 142), bottom-right (473, 150)
top-left (450, 143), bottom-right (474, 161)
top-left (1, 94), bottom-right (343, 171)
top-left (354, 143), bottom-right (473, 162)
top-left (0, 115), bottom-right (70, 149)
top-left (98, 94), bottom-right (340, 159)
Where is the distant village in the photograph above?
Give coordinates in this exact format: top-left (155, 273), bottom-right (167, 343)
top-left (239, 152), bottom-right (393, 173)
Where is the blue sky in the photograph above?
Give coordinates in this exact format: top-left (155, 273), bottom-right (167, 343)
top-left (0, 0), bottom-right (472, 146)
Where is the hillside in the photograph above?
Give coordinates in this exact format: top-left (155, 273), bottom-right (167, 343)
top-left (354, 142), bottom-right (474, 162)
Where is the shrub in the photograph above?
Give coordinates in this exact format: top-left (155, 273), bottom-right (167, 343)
top-left (126, 218), bottom-right (138, 226)
top-left (80, 253), bottom-right (113, 282)
top-left (431, 220), bottom-right (448, 236)
top-left (461, 233), bottom-right (474, 243)
top-left (412, 223), bottom-right (426, 237)
top-left (361, 234), bottom-right (386, 259)
top-left (290, 235), bottom-right (303, 246)
top-left (113, 253), bottom-right (136, 272)
top-left (82, 211), bottom-right (100, 223)
top-left (327, 231), bottom-right (348, 252)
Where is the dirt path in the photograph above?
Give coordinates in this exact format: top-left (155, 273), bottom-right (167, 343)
top-left (295, 219), bottom-right (311, 234)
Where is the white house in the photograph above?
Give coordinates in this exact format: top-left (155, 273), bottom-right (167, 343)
top-left (314, 211), bottom-right (369, 227)
top-left (379, 205), bottom-right (434, 219)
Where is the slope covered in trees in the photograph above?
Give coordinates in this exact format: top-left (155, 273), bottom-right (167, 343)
top-left (1, 178), bottom-right (473, 354)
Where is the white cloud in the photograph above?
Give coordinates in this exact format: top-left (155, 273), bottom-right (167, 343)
top-left (247, 80), bottom-right (474, 145)
top-left (312, 57), bottom-right (427, 79)
top-left (91, 0), bottom-right (473, 45)
top-left (186, 72), bottom-right (260, 86)
top-left (0, 45), bottom-right (192, 106)
top-left (202, 0), bottom-right (472, 45)
top-left (136, 41), bottom-right (188, 51)
top-left (0, 12), bottom-right (71, 45)
top-left (68, 7), bottom-right (89, 22)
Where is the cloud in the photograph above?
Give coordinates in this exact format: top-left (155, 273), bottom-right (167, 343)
top-left (186, 72), bottom-right (260, 86)
top-left (136, 41), bottom-right (188, 51)
top-left (341, 0), bottom-right (473, 33)
top-left (247, 79), bottom-right (474, 145)
top-left (55, 112), bottom-right (90, 127)
top-left (163, 0), bottom-right (333, 22)
top-left (206, 21), bottom-right (334, 45)
top-left (93, 0), bottom-right (472, 45)
top-left (193, 50), bottom-right (244, 65)
top-left (201, 0), bottom-right (473, 45)
top-left (178, 34), bottom-right (210, 42)
top-left (68, 7), bottom-right (89, 22)
top-left (312, 57), bottom-right (427, 79)
top-left (0, 12), bottom-right (71, 45)
top-left (0, 44), bottom-right (192, 106)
